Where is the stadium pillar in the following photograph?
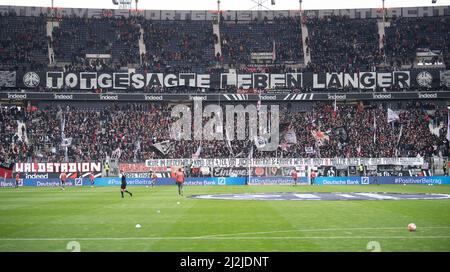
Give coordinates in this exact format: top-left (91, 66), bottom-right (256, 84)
top-left (217, 0), bottom-right (221, 23)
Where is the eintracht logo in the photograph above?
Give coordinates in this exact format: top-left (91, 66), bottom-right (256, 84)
top-left (416, 71), bottom-right (433, 87)
top-left (23, 72), bottom-right (40, 88)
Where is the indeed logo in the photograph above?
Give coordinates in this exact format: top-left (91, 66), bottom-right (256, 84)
top-left (327, 94), bottom-right (346, 100)
top-left (373, 94), bottom-right (392, 99)
top-left (145, 95), bottom-right (163, 101)
top-left (189, 95), bottom-right (207, 100)
top-left (418, 93), bottom-right (437, 99)
top-left (54, 94), bottom-right (73, 100)
top-left (100, 95), bottom-right (119, 100)
top-left (8, 93), bottom-right (27, 99)
top-left (261, 95), bottom-right (277, 100)
top-left (26, 173), bottom-right (49, 179)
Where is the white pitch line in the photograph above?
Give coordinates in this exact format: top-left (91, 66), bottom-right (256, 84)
top-left (1, 236), bottom-right (450, 241)
top-left (198, 226), bottom-right (450, 238)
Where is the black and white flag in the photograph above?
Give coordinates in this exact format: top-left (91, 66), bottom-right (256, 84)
top-left (152, 140), bottom-right (174, 157)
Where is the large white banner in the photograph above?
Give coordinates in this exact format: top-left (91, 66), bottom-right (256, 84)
top-left (146, 157), bottom-right (424, 168)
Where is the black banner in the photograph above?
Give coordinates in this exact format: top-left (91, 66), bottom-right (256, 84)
top-left (1, 91), bottom-right (449, 102)
top-left (10, 70), bottom-right (446, 90)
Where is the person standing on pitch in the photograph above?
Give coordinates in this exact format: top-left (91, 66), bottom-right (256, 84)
top-left (151, 171), bottom-right (157, 188)
top-left (89, 172), bottom-right (95, 187)
top-left (59, 172), bottom-right (67, 191)
top-left (120, 171), bottom-right (133, 198)
top-left (104, 162), bottom-right (110, 177)
top-left (15, 172), bottom-right (20, 188)
top-left (310, 170), bottom-right (316, 186)
top-left (291, 169), bottom-right (298, 186)
top-left (175, 168), bottom-right (185, 196)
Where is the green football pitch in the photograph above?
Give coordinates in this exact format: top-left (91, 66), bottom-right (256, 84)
top-left (0, 185), bottom-right (449, 252)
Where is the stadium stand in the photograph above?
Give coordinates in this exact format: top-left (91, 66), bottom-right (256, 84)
top-left (142, 20), bottom-right (216, 71)
top-left (8, 101), bottom-right (446, 162)
top-left (384, 16), bottom-right (450, 68)
top-left (0, 5), bottom-right (450, 165)
top-left (220, 16), bottom-right (303, 65)
top-left (305, 15), bottom-right (383, 73)
top-left (0, 13), bottom-right (48, 70)
top-left (52, 16), bottom-right (141, 67)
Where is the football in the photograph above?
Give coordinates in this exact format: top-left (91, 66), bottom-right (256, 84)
top-left (136, 224), bottom-right (141, 229)
top-left (408, 223), bottom-right (417, 232)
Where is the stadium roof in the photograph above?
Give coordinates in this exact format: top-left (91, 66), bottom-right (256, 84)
top-left (0, 0), bottom-right (448, 11)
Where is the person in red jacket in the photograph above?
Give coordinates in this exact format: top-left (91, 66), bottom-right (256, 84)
top-left (175, 168), bottom-right (185, 196)
top-left (291, 169), bottom-right (298, 186)
top-left (89, 172), bottom-right (95, 187)
top-left (60, 172), bottom-right (67, 191)
top-left (15, 172), bottom-right (20, 188)
top-left (310, 170), bottom-right (316, 186)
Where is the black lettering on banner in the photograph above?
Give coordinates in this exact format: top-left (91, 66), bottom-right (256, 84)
top-left (164, 74), bottom-right (178, 87)
top-left (98, 73), bottom-right (113, 88)
top-left (131, 73), bottom-right (145, 89)
top-left (270, 74), bottom-right (286, 89)
top-left (286, 73), bottom-right (302, 88)
top-left (113, 73), bottom-right (129, 89)
top-left (253, 73), bottom-right (268, 89)
top-left (46, 72), bottom-right (63, 89)
top-left (147, 73), bottom-right (163, 88)
top-left (220, 73), bottom-right (236, 89)
top-left (80, 72), bottom-right (97, 89)
top-left (197, 74), bottom-right (210, 88)
top-left (179, 73), bottom-right (196, 87)
top-left (237, 74), bottom-right (252, 89)
top-left (327, 73), bottom-right (343, 89)
top-left (65, 73), bottom-right (78, 88)
top-left (377, 72), bottom-right (392, 88)
top-left (360, 72), bottom-right (375, 89)
top-left (343, 73), bottom-right (359, 89)
top-left (393, 71), bottom-right (410, 88)
top-left (313, 73), bottom-right (326, 89)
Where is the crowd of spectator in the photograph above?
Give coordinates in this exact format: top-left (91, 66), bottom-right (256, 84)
top-left (141, 20), bottom-right (215, 71)
top-left (221, 17), bottom-right (303, 65)
top-left (51, 16), bottom-right (141, 67)
top-left (305, 15), bottom-right (384, 73)
top-left (1, 101), bottom-right (447, 163)
top-left (385, 16), bottom-right (450, 68)
top-left (0, 13), bottom-right (48, 71)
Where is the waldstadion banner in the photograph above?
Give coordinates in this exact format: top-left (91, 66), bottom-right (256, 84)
top-left (13, 162), bottom-right (102, 179)
top-left (12, 70), bottom-right (443, 90)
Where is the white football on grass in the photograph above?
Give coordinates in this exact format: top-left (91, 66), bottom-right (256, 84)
top-left (408, 223), bottom-right (416, 232)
